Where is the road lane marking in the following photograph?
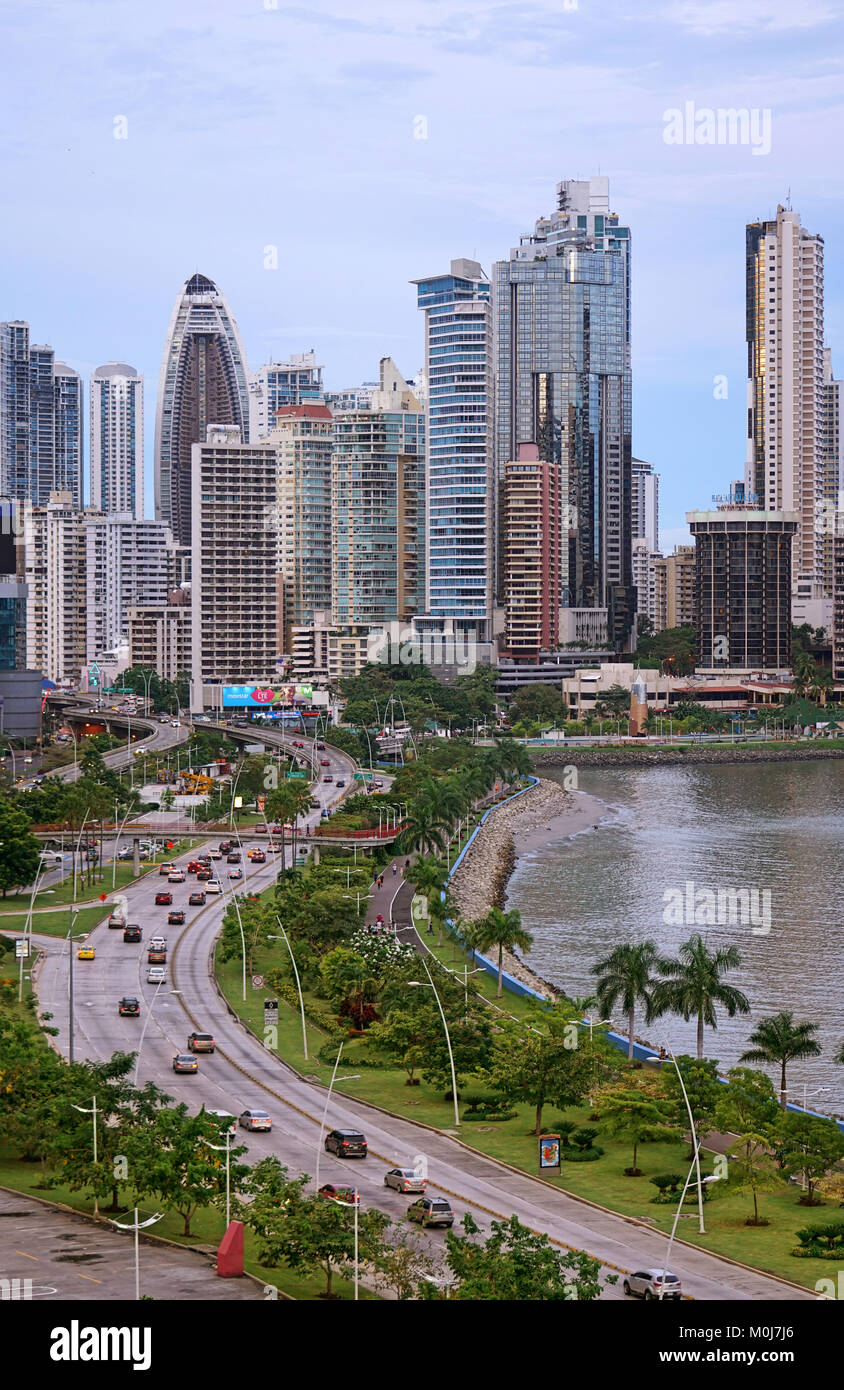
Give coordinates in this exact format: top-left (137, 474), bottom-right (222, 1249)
top-left (75, 1272), bottom-right (103, 1284)
top-left (14, 1251), bottom-right (38, 1260)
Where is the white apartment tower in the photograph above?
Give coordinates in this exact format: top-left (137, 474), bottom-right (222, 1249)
top-left (631, 458), bottom-right (659, 552)
top-left (746, 205), bottom-right (826, 608)
top-left (90, 364), bottom-right (144, 519)
top-left (83, 515), bottom-right (171, 662)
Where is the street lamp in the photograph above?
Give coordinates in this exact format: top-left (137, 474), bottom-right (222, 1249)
top-left (663, 1041), bottom-right (707, 1233)
top-left (133, 987), bottom-right (182, 1085)
top-left (109, 1209), bottom-right (164, 1301)
top-left (70, 1097), bottom-right (101, 1215)
top-left (321, 1187), bottom-right (361, 1301)
top-left (408, 956), bottom-right (460, 1129)
top-left (267, 917), bottom-right (307, 1060)
top-left (314, 1042), bottom-right (361, 1191)
top-left (205, 1131), bottom-right (233, 1229)
top-left (659, 1167), bottom-right (724, 1299)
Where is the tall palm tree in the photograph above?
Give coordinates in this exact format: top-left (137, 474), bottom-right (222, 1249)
top-left (592, 940), bottom-right (660, 1061)
top-left (651, 934), bottom-right (750, 1060)
top-left (472, 906), bottom-right (533, 997)
top-left (739, 1012), bottom-right (822, 1107)
top-left (396, 802), bottom-right (447, 859)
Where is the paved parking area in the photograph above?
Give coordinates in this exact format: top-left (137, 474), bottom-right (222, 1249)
top-left (0, 1190), bottom-right (264, 1300)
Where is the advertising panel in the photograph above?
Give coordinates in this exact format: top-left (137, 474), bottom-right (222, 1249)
top-left (221, 684), bottom-right (313, 708)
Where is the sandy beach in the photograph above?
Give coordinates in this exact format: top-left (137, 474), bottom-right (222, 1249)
top-left (511, 787), bottom-right (613, 858)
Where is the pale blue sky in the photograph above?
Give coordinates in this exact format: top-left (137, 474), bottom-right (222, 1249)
top-left (2, 0), bottom-right (843, 545)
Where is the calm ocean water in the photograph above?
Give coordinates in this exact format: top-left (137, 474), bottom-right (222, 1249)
top-left (507, 761), bottom-right (844, 1107)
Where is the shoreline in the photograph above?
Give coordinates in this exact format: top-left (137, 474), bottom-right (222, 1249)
top-left (531, 743), bottom-right (844, 770)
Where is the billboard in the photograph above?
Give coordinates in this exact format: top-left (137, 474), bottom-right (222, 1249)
top-left (221, 684), bottom-right (313, 708)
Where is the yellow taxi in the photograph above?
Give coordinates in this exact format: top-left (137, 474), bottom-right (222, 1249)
top-left (77, 944), bottom-right (96, 960)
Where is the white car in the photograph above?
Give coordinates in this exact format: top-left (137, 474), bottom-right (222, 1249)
top-left (168, 870), bottom-right (186, 883)
top-left (147, 965), bottom-right (167, 984)
top-left (39, 850), bottom-right (63, 864)
top-left (205, 880), bottom-right (222, 895)
top-left (239, 1109), bottom-right (272, 1132)
top-left (623, 1268), bottom-right (683, 1301)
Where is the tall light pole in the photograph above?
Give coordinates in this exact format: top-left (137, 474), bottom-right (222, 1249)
top-left (664, 1042), bottom-right (706, 1233)
top-left (205, 1131), bottom-right (233, 1228)
top-left (66, 906), bottom-right (81, 1064)
top-left (658, 1165), bottom-right (723, 1298)
top-left (133, 987), bottom-right (182, 1085)
top-left (268, 917), bottom-right (307, 1060)
top-left (109, 1209), bottom-right (164, 1301)
top-left (408, 956), bottom-right (460, 1128)
top-left (70, 1097), bottom-right (100, 1215)
top-left (314, 1042), bottom-right (361, 1191)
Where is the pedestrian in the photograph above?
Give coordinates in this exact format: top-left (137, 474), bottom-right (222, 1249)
top-left (378, 874), bottom-right (383, 889)
top-left (392, 863), bottom-right (397, 877)
top-left (404, 858), bottom-right (410, 872)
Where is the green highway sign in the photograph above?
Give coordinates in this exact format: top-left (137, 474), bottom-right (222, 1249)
top-left (287, 770), bottom-right (308, 779)
top-left (353, 772), bottom-right (373, 781)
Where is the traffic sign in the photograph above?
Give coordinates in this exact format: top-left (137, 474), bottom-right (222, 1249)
top-left (15, 939), bottom-right (29, 959)
top-left (353, 772), bottom-right (373, 781)
top-left (252, 974), bottom-right (264, 989)
top-left (286, 770), bottom-right (307, 779)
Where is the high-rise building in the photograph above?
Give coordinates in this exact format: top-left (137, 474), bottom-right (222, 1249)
top-left (413, 258), bottom-right (494, 642)
top-left (0, 323), bottom-right (83, 506)
top-left (154, 273), bottom-right (250, 547)
top-left (128, 599), bottom-right (192, 683)
top-left (190, 426), bottom-right (281, 703)
top-left (265, 403), bottom-right (334, 650)
top-left (688, 497), bottom-right (796, 673)
top-left (501, 444), bottom-right (562, 659)
top-left (331, 358), bottom-right (425, 629)
top-left (494, 177), bottom-right (634, 648)
top-left (83, 516), bottom-right (171, 662)
top-left (324, 382), bottom-right (379, 413)
top-left (746, 205), bottom-right (825, 607)
top-left (23, 493), bottom-right (100, 682)
top-left (821, 349), bottom-right (844, 599)
top-left (249, 352), bottom-right (323, 440)
top-left (90, 364), bottom-right (144, 519)
top-left (653, 546), bottom-right (696, 633)
top-left (833, 535), bottom-right (844, 682)
top-left (632, 457), bottom-right (659, 552)
top-left (632, 537), bottom-right (662, 627)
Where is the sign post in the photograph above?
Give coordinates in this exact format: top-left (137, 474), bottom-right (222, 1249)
top-left (538, 1133), bottom-right (561, 1175)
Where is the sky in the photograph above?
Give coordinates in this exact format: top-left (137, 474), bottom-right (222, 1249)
top-left (2, 0), bottom-right (844, 546)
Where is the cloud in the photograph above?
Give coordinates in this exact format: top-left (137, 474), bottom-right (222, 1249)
top-left (665, 0), bottom-right (839, 35)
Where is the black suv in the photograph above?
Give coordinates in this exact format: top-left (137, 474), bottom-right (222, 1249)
top-left (324, 1129), bottom-right (367, 1158)
top-left (123, 925), bottom-right (142, 943)
top-left (118, 997), bottom-right (140, 1016)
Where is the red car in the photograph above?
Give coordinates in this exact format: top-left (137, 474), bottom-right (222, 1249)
top-left (292, 740), bottom-right (304, 748)
top-left (155, 891), bottom-right (172, 906)
top-left (320, 758), bottom-right (330, 766)
top-left (251, 851), bottom-right (266, 864)
top-left (323, 774), bottom-right (334, 783)
top-left (187, 861), bottom-right (202, 874)
top-left (318, 1184), bottom-right (358, 1205)
top-left (315, 742), bottom-right (326, 750)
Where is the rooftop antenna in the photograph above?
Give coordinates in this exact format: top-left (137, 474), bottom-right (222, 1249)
top-left (786, 187), bottom-right (792, 211)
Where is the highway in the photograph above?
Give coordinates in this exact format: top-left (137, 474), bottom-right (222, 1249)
top-left (30, 728), bottom-right (812, 1302)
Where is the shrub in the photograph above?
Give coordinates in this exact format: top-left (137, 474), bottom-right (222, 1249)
top-left (571, 1127), bottom-right (599, 1150)
top-left (560, 1146), bottom-right (604, 1162)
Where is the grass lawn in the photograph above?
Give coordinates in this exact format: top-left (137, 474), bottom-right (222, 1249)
top-left (0, 1151), bottom-right (375, 1300)
top-left (0, 905), bottom-right (110, 938)
top-left (216, 944), bottom-right (836, 1291)
top-left (4, 838), bottom-right (203, 911)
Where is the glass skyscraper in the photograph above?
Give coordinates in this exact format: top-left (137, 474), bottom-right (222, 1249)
top-left (413, 259), bottom-right (493, 641)
top-left (494, 177), bottom-right (635, 646)
top-left (0, 322), bottom-right (83, 506)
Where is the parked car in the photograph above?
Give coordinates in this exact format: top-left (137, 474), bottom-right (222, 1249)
top-left (188, 891), bottom-right (206, 906)
top-left (324, 1129), bottom-right (367, 1158)
top-left (168, 870), bottom-right (186, 883)
top-left (123, 925), bottom-right (142, 943)
top-left (107, 912), bottom-right (126, 929)
top-left (147, 965), bottom-right (167, 984)
top-left (205, 880), bottom-right (222, 895)
top-left (172, 1053), bottom-right (197, 1074)
top-left (318, 1184), bottom-right (358, 1205)
top-left (187, 1031), bottom-right (215, 1053)
top-left (384, 1167), bottom-right (426, 1194)
top-left (239, 1108), bottom-right (272, 1132)
top-left (407, 1197), bottom-right (454, 1229)
top-left (155, 892), bottom-right (172, 905)
top-left (76, 944), bottom-right (96, 961)
top-left (167, 910), bottom-right (185, 925)
top-left (622, 1269), bottom-right (683, 1301)
top-left (118, 997), bottom-right (140, 1017)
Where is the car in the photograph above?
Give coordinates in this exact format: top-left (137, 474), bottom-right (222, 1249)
top-left (324, 1129), bottom-right (367, 1158)
top-left (239, 1108), bottom-right (272, 1131)
top-left (77, 945), bottom-right (96, 961)
top-left (159, 864), bottom-right (174, 876)
top-left (147, 965), bottom-right (167, 984)
top-left (204, 1109), bottom-right (237, 1138)
top-left (374, 780), bottom-right (383, 789)
top-left (188, 891), bottom-right (206, 906)
top-left (173, 1053), bottom-right (198, 1074)
top-left (323, 775), bottom-right (334, 783)
top-left (197, 853), bottom-right (212, 863)
top-left (622, 1269), bottom-right (683, 1301)
top-left (226, 851), bottom-right (241, 863)
top-left (251, 850), bottom-right (265, 863)
top-left (196, 869), bottom-right (212, 882)
top-left (107, 912), bottom-right (126, 929)
top-left (407, 1197), bottom-right (454, 1229)
top-left (168, 870), bottom-right (186, 883)
top-left (227, 868), bottom-right (243, 882)
top-left (209, 849), bottom-right (222, 860)
top-left (147, 945), bottom-right (167, 963)
top-left (315, 742), bottom-right (326, 750)
top-left (318, 1184), bottom-right (358, 1204)
top-left (168, 910), bottom-right (185, 925)
top-left (118, 997), bottom-right (140, 1017)
top-left (292, 740), bottom-right (304, 748)
top-left (320, 758), bottom-right (330, 767)
top-left (205, 880), bottom-right (222, 894)
top-left (384, 1167), bottom-right (426, 1194)
top-left (123, 925), bottom-right (142, 943)
top-left (155, 891), bottom-right (172, 905)
top-left (336, 779), bottom-right (346, 789)
top-left (187, 861), bottom-right (202, 874)
top-left (218, 842), bottom-right (232, 854)
top-left (39, 850), bottom-right (63, 864)
top-left (187, 1031), bottom-right (215, 1053)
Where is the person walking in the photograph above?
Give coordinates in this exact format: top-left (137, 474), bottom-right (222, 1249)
top-left (392, 863), bottom-right (397, 877)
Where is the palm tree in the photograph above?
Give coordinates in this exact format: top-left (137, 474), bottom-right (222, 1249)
top-left (396, 802), bottom-right (447, 859)
top-left (836, 1042), bottom-right (844, 1065)
top-left (651, 934), bottom-right (750, 1060)
top-left (471, 906), bottom-right (533, 997)
top-left (593, 940), bottom-right (660, 1060)
top-left (791, 651), bottom-right (815, 698)
top-left (739, 1012), bottom-right (822, 1107)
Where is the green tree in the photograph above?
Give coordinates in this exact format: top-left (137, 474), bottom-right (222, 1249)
top-left (0, 799), bottom-right (42, 896)
top-left (725, 1133), bottom-right (784, 1226)
top-left (246, 1183), bottom-right (389, 1298)
top-left (367, 1006), bottom-right (437, 1084)
top-left (660, 1055), bottom-right (722, 1159)
top-left (482, 1014), bottom-right (595, 1135)
top-left (432, 1212), bottom-right (606, 1301)
top-left (650, 934), bottom-right (750, 1060)
top-left (739, 1012), bottom-right (823, 1108)
top-left (126, 1104), bottom-right (249, 1236)
top-left (598, 1088), bottom-right (681, 1176)
top-left (777, 1113), bottom-right (844, 1206)
top-left (508, 683), bottom-right (567, 726)
top-left (471, 906), bottom-right (533, 998)
top-left (592, 939), bottom-right (659, 1061)
top-left (716, 1065), bottom-right (781, 1140)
